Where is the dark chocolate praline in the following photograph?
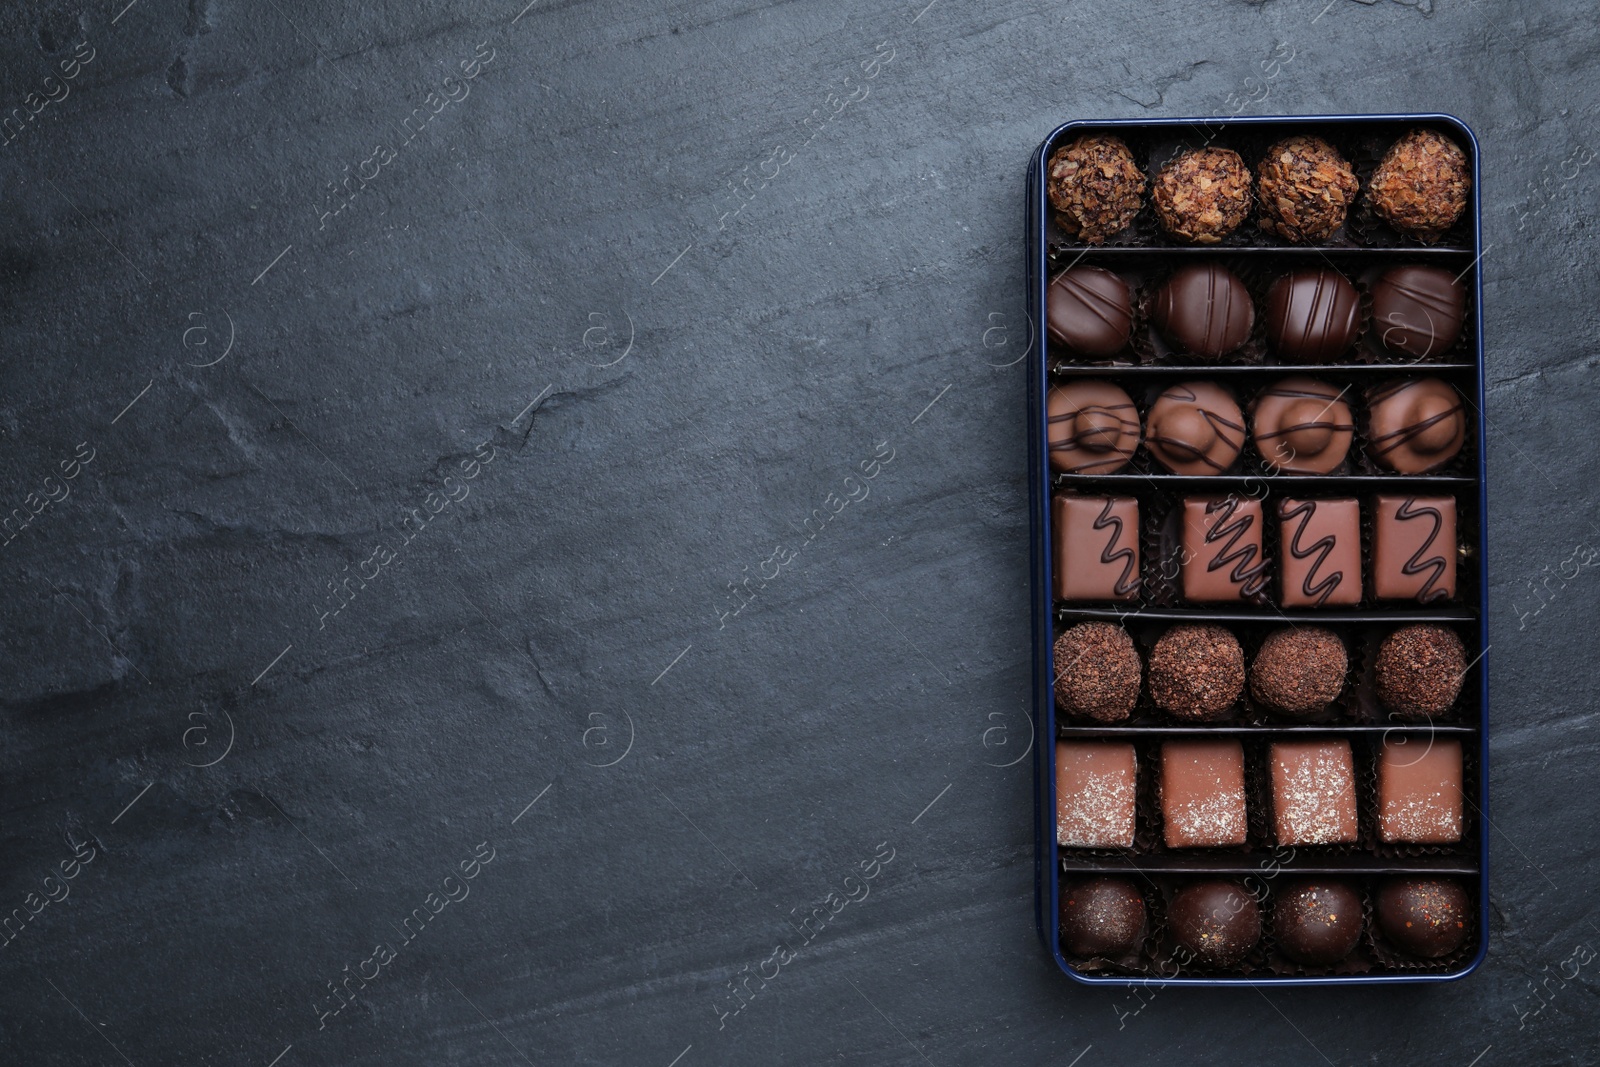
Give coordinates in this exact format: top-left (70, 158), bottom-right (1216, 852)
top-left (1376, 877), bottom-right (1470, 958)
top-left (1153, 263), bottom-right (1254, 359)
top-left (1375, 624), bottom-right (1467, 717)
top-left (1148, 624), bottom-right (1244, 722)
top-left (1047, 267), bottom-right (1134, 358)
top-left (1250, 627), bottom-right (1347, 717)
top-left (1060, 877), bottom-right (1147, 958)
top-left (1274, 880), bottom-right (1363, 966)
top-left (1052, 622), bottom-right (1142, 723)
top-left (1371, 265), bottom-right (1466, 360)
top-left (1168, 881), bottom-right (1261, 968)
top-left (1265, 269), bottom-right (1361, 362)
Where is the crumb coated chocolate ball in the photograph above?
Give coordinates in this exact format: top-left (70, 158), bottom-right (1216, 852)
top-left (1250, 627), bottom-right (1347, 716)
top-left (1367, 129), bottom-right (1472, 241)
top-left (1047, 267), bottom-right (1134, 357)
top-left (1047, 135), bottom-right (1146, 244)
top-left (1377, 877), bottom-right (1470, 958)
top-left (1151, 147), bottom-right (1253, 244)
top-left (1256, 136), bottom-right (1360, 243)
top-left (1274, 880), bottom-right (1363, 965)
top-left (1168, 881), bottom-right (1261, 967)
top-left (1153, 264), bottom-right (1254, 360)
top-left (1148, 624), bottom-right (1244, 721)
top-left (1376, 624), bottom-right (1467, 717)
top-left (1053, 622), bottom-right (1142, 722)
top-left (1060, 877), bottom-right (1147, 958)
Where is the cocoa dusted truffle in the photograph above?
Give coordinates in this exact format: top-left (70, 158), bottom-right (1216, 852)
top-left (1367, 128), bottom-right (1472, 241)
top-left (1153, 263), bottom-right (1254, 359)
top-left (1151, 147), bottom-right (1252, 244)
top-left (1255, 136), bottom-right (1360, 243)
top-left (1367, 378), bottom-right (1467, 473)
top-left (1250, 627), bottom-right (1347, 716)
top-left (1047, 381), bottom-right (1141, 474)
top-left (1052, 622), bottom-right (1141, 722)
top-left (1060, 877), bottom-right (1147, 958)
top-left (1047, 135), bottom-right (1146, 244)
top-left (1168, 880), bottom-right (1261, 967)
top-left (1375, 624), bottom-right (1467, 717)
top-left (1274, 880), bottom-right (1364, 965)
top-left (1250, 376), bottom-right (1355, 475)
top-left (1376, 877), bottom-right (1470, 958)
top-left (1145, 381), bottom-right (1246, 475)
top-left (1148, 624), bottom-right (1244, 721)
top-left (1047, 267), bottom-right (1134, 358)
top-left (1264, 269), bottom-right (1361, 362)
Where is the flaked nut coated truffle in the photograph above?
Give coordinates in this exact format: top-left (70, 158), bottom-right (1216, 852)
top-left (1367, 128), bottom-right (1471, 241)
top-left (1151, 147), bottom-right (1252, 244)
top-left (1376, 624), bottom-right (1467, 717)
top-left (1053, 622), bottom-right (1142, 722)
top-left (1046, 135), bottom-right (1146, 244)
top-left (1148, 624), bottom-right (1243, 721)
top-left (1256, 136), bottom-right (1359, 243)
top-left (1250, 627), bottom-right (1347, 717)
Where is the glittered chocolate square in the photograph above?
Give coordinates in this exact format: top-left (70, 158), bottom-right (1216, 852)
top-left (1373, 495), bottom-right (1457, 603)
top-left (1160, 739), bottom-right (1247, 848)
top-left (1055, 741), bottom-right (1137, 848)
top-left (1053, 495), bottom-right (1140, 602)
top-left (1269, 740), bottom-right (1358, 846)
top-left (1377, 737), bottom-right (1463, 844)
top-left (1277, 498), bottom-right (1362, 608)
top-left (1181, 497), bottom-right (1268, 603)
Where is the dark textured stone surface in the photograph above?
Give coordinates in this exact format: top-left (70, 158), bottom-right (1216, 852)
top-left (0, 0), bottom-right (1594, 1064)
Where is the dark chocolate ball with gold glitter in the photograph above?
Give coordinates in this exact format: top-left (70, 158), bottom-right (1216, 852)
top-left (1377, 877), bottom-right (1470, 958)
top-left (1169, 880), bottom-right (1261, 967)
top-left (1060, 877), bottom-right (1147, 958)
top-left (1274, 880), bottom-right (1363, 965)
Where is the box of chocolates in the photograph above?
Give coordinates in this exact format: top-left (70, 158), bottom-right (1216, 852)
top-left (1026, 115), bottom-right (1487, 985)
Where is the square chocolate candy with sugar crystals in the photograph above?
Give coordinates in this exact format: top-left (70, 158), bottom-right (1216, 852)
top-left (1278, 498), bottom-right (1362, 608)
top-left (1373, 495), bottom-right (1457, 603)
top-left (1056, 741), bottom-right (1138, 848)
top-left (1160, 739), bottom-right (1248, 848)
top-left (1377, 737), bottom-right (1463, 844)
top-left (1054, 495), bottom-right (1140, 601)
top-left (1269, 739), bottom-right (1358, 846)
top-left (1181, 497), bottom-right (1269, 603)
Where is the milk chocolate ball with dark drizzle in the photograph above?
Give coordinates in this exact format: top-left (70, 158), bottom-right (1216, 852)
top-left (1367, 378), bottom-right (1466, 473)
top-left (1249, 376), bottom-right (1355, 474)
top-left (1145, 381), bottom-right (1245, 475)
top-left (1047, 381), bottom-right (1140, 474)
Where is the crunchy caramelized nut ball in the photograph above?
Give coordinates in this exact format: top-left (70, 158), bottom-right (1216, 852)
top-left (1256, 135), bottom-right (1360, 242)
top-left (1046, 135), bottom-right (1146, 244)
top-left (1151, 147), bottom-right (1252, 244)
top-left (1367, 128), bottom-right (1471, 241)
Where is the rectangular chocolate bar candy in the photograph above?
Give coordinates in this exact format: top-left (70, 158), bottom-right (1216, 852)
top-left (1160, 739), bottom-right (1247, 848)
top-left (1377, 737), bottom-right (1463, 844)
top-left (1278, 498), bottom-right (1361, 607)
top-left (1056, 741), bottom-right (1137, 848)
top-left (1054, 495), bottom-right (1140, 601)
top-left (1181, 497), bottom-right (1267, 603)
top-left (1373, 495), bottom-right (1457, 603)
top-left (1269, 739), bottom-right (1358, 845)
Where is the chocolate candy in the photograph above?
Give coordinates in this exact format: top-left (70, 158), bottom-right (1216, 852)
top-left (1047, 267), bottom-right (1134, 357)
top-left (1056, 741), bottom-right (1138, 848)
top-left (1367, 378), bottom-right (1467, 473)
top-left (1265, 269), bottom-right (1360, 362)
top-left (1160, 739), bottom-right (1247, 848)
top-left (1053, 495), bottom-right (1140, 602)
top-left (1052, 622), bottom-right (1141, 722)
top-left (1181, 496), bottom-right (1268, 603)
top-left (1250, 377), bottom-right (1355, 474)
top-left (1377, 736), bottom-right (1463, 844)
top-left (1151, 148), bottom-right (1253, 244)
top-left (1047, 381), bottom-right (1141, 474)
top-left (1168, 880), bottom-right (1261, 967)
top-left (1255, 136), bottom-right (1360, 243)
top-left (1376, 877), bottom-right (1470, 958)
top-left (1274, 880), bottom-right (1363, 965)
top-left (1250, 627), bottom-right (1347, 717)
top-left (1269, 740), bottom-right (1357, 846)
top-left (1373, 495), bottom-right (1456, 603)
top-left (1376, 624), bottom-right (1467, 716)
top-left (1059, 877), bottom-right (1147, 958)
top-left (1148, 624), bottom-right (1243, 722)
top-left (1145, 381), bottom-right (1245, 474)
top-left (1153, 264), bottom-right (1254, 359)
top-left (1047, 135), bottom-right (1146, 244)
top-left (1277, 498), bottom-right (1361, 607)
top-left (1371, 265), bottom-right (1466, 359)
top-left (1367, 129), bottom-right (1471, 242)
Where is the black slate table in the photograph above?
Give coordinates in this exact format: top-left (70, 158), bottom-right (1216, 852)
top-left (1, 1), bottom-right (1594, 1064)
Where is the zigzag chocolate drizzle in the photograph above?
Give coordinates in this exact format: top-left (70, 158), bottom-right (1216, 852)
top-left (1203, 496), bottom-right (1269, 597)
top-left (1092, 498), bottom-right (1140, 597)
top-left (1395, 497), bottom-right (1449, 603)
top-left (1280, 499), bottom-right (1344, 606)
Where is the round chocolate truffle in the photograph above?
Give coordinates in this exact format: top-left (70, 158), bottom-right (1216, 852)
top-left (1367, 129), bottom-right (1472, 242)
top-left (1255, 136), bottom-right (1360, 243)
top-left (1249, 376), bottom-right (1355, 474)
top-left (1250, 627), bottom-right (1347, 716)
top-left (1053, 622), bottom-right (1142, 723)
top-left (1371, 265), bottom-right (1467, 360)
top-left (1376, 877), bottom-right (1470, 958)
top-left (1375, 624), bottom-right (1467, 717)
top-left (1153, 263), bottom-right (1254, 360)
top-left (1274, 880), bottom-right (1363, 965)
top-left (1367, 378), bottom-right (1466, 473)
top-left (1060, 877), bottom-right (1147, 958)
top-left (1145, 381), bottom-right (1246, 475)
top-left (1168, 881), bottom-right (1261, 968)
top-left (1151, 147), bottom-right (1252, 244)
top-left (1148, 624), bottom-right (1244, 722)
top-left (1046, 135), bottom-right (1146, 245)
top-left (1047, 381), bottom-right (1141, 474)
top-left (1265, 269), bottom-right (1361, 362)
top-left (1047, 267), bottom-right (1134, 357)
